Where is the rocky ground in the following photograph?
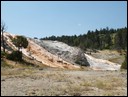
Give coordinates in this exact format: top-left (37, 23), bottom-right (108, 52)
top-left (1, 66), bottom-right (127, 96)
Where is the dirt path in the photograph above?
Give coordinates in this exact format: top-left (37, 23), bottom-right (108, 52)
top-left (1, 68), bottom-right (127, 96)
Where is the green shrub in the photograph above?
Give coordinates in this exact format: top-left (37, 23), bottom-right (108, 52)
top-left (7, 51), bottom-right (22, 61)
top-left (121, 54), bottom-right (127, 69)
top-left (12, 36), bottom-right (28, 51)
top-left (1, 51), bottom-right (7, 58)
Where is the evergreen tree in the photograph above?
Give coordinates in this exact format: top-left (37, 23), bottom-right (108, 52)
top-left (114, 30), bottom-right (123, 50)
top-left (42, 27), bottom-right (127, 51)
top-left (12, 36), bottom-right (28, 51)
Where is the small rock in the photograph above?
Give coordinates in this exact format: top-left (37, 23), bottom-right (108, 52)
top-left (1, 79), bottom-right (5, 81)
top-left (39, 68), bottom-right (43, 70)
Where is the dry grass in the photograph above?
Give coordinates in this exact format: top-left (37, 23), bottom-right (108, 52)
top-left (80, 81), bottom-right (92, 87)
top-left (93, 76), bottom-right (125, 90)
top-left (108, 53), bottom-right (125, 63)
top-left (103, 92), bottom-right (115, 96)
top-left (1, 67), bottom-right (127, 96)
top-left (96, 80), bottom-right (111, 90)
top-left (91, 49), bottom-right (125, 65)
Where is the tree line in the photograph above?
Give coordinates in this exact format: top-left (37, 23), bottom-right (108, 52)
top-left (42, 27), bottom-right (127, 51)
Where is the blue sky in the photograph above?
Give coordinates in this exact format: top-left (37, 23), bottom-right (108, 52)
top-left (1, 1), bottom-right (127, 38)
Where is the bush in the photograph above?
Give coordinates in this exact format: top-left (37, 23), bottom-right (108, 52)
top-left (1, 51), bottom-right (7, 58)
top-left (121, 54), bottom-right (127, 69)
top-left (7, 51), bottom-right (22, 61)
top-left (121, 60), bottom-right (127, 69)
top-left (12, 36), bottom-right (28, 51)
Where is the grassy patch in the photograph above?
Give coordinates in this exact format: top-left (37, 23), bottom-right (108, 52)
top-left (80, 81), bottom-right (92, 87)
top-left (103, 92), bottom-right (114, 96)
top-left (1, 59), bottom-right (13, 68)
top-left (108, 55), bottom-right (125, 64)
top-left (95, 77), bottom-right (124, 90)
top-left (96, 81), bottom-right (112, 90)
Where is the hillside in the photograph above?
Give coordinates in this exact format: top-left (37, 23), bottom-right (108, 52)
top-left (1, 32), bottom-right (127, 96)
top-left (1, 32), bottom-right (122, 70)
top-left (34, 39), bottom-right (121, 70)
top-left (1, 32), bottom-right (80, 69)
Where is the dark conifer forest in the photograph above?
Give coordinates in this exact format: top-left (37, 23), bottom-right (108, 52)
top-left (41, 27), bottom-right (127, 51)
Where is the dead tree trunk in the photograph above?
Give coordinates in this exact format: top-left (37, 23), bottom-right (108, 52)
top-left (1, 21), bottom-right (7, 52)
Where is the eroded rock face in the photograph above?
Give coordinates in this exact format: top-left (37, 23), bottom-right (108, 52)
top-left (2, 32), bottom-right (121, 70)
top-left (34, 40), bottom-right (90, 66)
top-left (75, 51), bottom-right (90, 66)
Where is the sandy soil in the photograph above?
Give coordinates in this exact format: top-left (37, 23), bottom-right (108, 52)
top-left (1, 67), bottom-right (127, 96)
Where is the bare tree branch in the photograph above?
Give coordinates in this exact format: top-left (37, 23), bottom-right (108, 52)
top-left (1, 21), bottom-right (7, 52)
